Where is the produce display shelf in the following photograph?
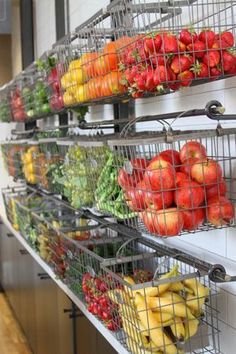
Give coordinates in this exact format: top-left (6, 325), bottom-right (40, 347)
top-left (0, 213), bottom-right (129, 354)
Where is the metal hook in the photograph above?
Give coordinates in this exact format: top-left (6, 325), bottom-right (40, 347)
top-left (116, 236), bottom-right (140, 258)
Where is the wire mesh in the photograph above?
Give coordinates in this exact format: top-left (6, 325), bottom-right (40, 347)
top-left (0, 84), bottom-right (12, 123)
top-left (2, 186), bottom-right (27, 231)
top-left (1, 142), bottom-right (27, 180)
top-left (101, 251), bottom-right (220, 353)
top-left (10, 81), bottom-right (28, 122)
top-left (105, 127), bottom-right (236, 238)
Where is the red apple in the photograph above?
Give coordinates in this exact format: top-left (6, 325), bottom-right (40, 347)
top-left (174, 180), bottom-right (205, 208)
top-left (179, 141), bottom-right (207, 163)
top-left (206, 179), bottom-right (227, 199)
top-left (141, 209), bottom-right (159, 234)
top-left (159, 149), bottom-right (181, 169)
top-left (207, 196), bottom-right (234, 226)
top-left (191, 159), bottom-right (222, 186)
top-left (144, 190), bottom-right (173, 210)
top-left (175, 172), bottom-right (189, 185)
top-left (179, 158), bottom-right (200, 177)
top-left (155, 208), bottom-right (184, 236)
top-left (144, 158), bottom-right (175, 191)
top-left (182, 208), bottom-right (205, 231)
top-left (118, 158), bottom-right (148, 189)
top-left (125, 181), bottom-right (147, 211)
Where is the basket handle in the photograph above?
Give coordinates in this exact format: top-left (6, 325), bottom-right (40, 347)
top-left (115, 236), bottom-right (141, 258)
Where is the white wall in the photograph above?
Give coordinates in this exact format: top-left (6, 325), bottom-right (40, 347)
top-left (11, 0), bottom-right (236, 352)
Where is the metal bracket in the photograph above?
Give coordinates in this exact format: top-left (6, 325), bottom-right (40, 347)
top-left (208, 264), bottom-right (236, 283)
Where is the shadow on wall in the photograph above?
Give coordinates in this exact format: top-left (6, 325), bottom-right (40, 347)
top-left (0, 34), bottom-right (12, 86)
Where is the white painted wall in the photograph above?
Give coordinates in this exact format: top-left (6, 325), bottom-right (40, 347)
top-left (2, 0), bottom-right (235, 352)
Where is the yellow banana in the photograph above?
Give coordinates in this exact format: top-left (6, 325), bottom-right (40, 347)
top-left (135, 293), bottom-right (177, 354)
top-left (122, 316), bottom-right (149, 348)
top-left (169, 281), bottom-right (184, 292)
top-left (183, 279), bottom-right (210, 298)
top-left (152, 313), bottom-right (174, 327)
top-left (170, 317), bottom-right (185, 342)
top-left (184, 312), bottom-right (199, 340)
top-left (160, 291), bottom-right (185, 304)
top-left (126, 336), bottom-right (162, 354)
top-left (151, 311), bottom-right (173, 323)
top-left (147, 296), bottom-right (192, 319)
top-left (186, 293), bottom-right (205, 313)
top-left (184, 285), bottom-right (194, 295)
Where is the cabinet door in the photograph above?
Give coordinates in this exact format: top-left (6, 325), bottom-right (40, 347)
top-left (57, 288), bottom-right (74, 354)
top-left (34, 264), bottom-right (60, 354)
top-left (76, 314), bottom-right (97, 354)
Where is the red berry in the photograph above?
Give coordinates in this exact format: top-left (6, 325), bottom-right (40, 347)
top-left (203, 50), bottom-right (220, 68)
top-left (171, 55), bottom-right (192, 74)
top-left (179, 29), bottom-right (198, 45)
top-left (161, 33), bottom-right (178, 54)
top-left (177, 70), bottom-right (194, 86)
top-left (222, 51), bottom-right (236, 72)
top-left (187, 40), bottom-right (206, 59)
top-left (219, 31), bottom-right (234, 49)
top-left (199, 29), bottom-right (216, 48)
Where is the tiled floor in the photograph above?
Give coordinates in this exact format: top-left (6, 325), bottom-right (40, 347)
top-left (0, 292), bottom-right (32, 354)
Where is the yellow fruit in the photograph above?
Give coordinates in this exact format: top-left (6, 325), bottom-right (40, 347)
top-left (68, 59), bottom-right (82, 71)
top-left (28, 146), bottom-right (38, 154)
top-left (27, 174), bottom-right (37, 184)
top-left (70, 68), bottom-right (85, 85)
top-left (75, 85), bottom-right (86, 103)
top-left (13, 224), bottom-right (19, 231)
top-left (61, 73), bottom-right (70, 89)
top-left (63, 91), bottom-right (76, 106)
top-left (25, 162), bottom-right (34, 174)
top-left (23, 152), bottom-right (32, 164)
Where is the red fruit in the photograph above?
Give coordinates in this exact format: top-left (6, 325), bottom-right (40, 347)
top-left (179, 29), bottom-right (198, 46)
top-left (219, 31), bottom-right (234, 49)
top-left (124, 66), bottom-right (139, 84)
top-left (179, 141), bottom-right (207, 163)
top-left (102, 311), bottom-right (112, 321)
top-left (144, 157), bottom-right (175, 191)
top-left (144, 34), bottom-right (162, 54)
top-left (145, 70), bottom-right (156, 91)
top-left (159, 149), bottom-right (181, 169)
top-left (206, 179), bottom-right (227, 199)
top-left (161, 33), bottom-right (178, 54)
top-left (107, 320), bottom-right (119, 331)
top-left (182, 208), bottom-right (205, 230)
top-left (144, 190), bottom-right (173, 210)
top-left (150, 54), bottom-right (166, 67)
top-left (210, 66), bottom-right (222, 78)
top-left (141, 209), bottom-right (159, 234)
top-left (118, 158), bottom-right (147, 189)
top-left (125, 181), bottom-right (147, 212)
top-left (187, 40), bottom-right (206, 59)
top-left (191, 159), bottom-right (222, 186)
top-left (222, 51), bottom-right (236, 72)
top-left (179, 158), bottom-right (201, 176)
top-left (199, 30), bottom-right (216, 48)
top-left (175, 172), bottom-right (189, 185)
top-left (178, 41), bottom-right (187, 52)
top-left (207, 196), bottom-right (234, 226)
top-left (177, 70), bottom-right (194, 86)
top-left (171, 55), bottom-right (192, 74)
top-left (192, 62), bottom-right (209, 78)
top-left (153, 65), bottom-right (170, 86)
top-left (135, 76), bottom-right (146, 91)
top-left (226, 62), bottom-right (236, 75)
top-left (118, 169), bottom-right (136, 189)
top-left (155, 208), bottom-right (184, 237)
top-left (203, 50), bottom-right (220, 68)
top-left (174, 180), bottom-right (205, 208)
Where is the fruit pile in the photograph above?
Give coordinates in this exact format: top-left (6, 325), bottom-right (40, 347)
top-left (108, 265), bottom-right (210, 354)
top-left (82, 273), bottom-right (122, 331)
top-left (2, 144), bottom-right (25, 180)
top-left (119, 29), bottom-right (236, 97)
top-left (21, 145), bottom-right (39, 184)
top-left (118, 141), bottom-right (234, 236)
top-left (45, 57), bottom-right (64, 111)
top-left (0, 95), bottom-right (11, 122)
top-left (10, 87), bottom-right (27, 122)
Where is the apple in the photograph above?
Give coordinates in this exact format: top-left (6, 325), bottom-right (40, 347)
top-left (175, 172), bottom-right (189, 186)
top-left (155, 208), bottom-right (184, 236)
top-left (191, 159), bottom-right (222, 185)
top-left (144, 190), bottom-right (173, 210)
top-left (179, 141), bottom-right (207, 163)
top-left (159, 149), bottom-right (181, 169)
top-left (179, 157), bottom-right (200, 177)
top-left (141, 209), bottom-right (159, 234)
top-left (144, 157), bottom-right (175, 191)
top-left (207, 196), bottom-right (234, 226)
top-left (174, 180), bottom-right (205, 208)
top-left (206, 179), bottom-right (227, 199)
top-left (182, 208), bottom-right (205, 231)
top-left (125, 181), bottom-right (147, 211)
top-left (118, 158), bottom-right (148, 189)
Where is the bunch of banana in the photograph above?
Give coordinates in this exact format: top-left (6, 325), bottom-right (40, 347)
top-left (107, 265), bottom-right (210, 354)
top-left (37, 224), bottom-right (51, 262)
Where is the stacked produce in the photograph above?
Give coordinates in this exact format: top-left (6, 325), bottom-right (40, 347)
top-left (118, 29), bottom-right (236, 97)
top-left (5, 197), bottom-right (19, 231)
top-left (21, 84), bottom-right (35, 118)
top-left (21, 145), bottom-right (39, 184)
top-left (62, 144), bottom-right (109, 209)
top-left (0, 89), bottom-right (11, 122)
top-left (1, 144), bottom-right (25, 180)
top-left (95, 152), bottom-right (136, 219)
top-left (107, 265), bottom-right (209, 353)
top-left (32, 80), bottom-right (51, 116)
top-left (117, 141), bottom-right (234, 236)
top-left (10, 87), bottom-right (27, 122)
top-left (44, 57), bottom-right (64, 111)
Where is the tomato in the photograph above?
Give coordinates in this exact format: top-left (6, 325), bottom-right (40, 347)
top-left (103, 42), bottom-right (118, 71)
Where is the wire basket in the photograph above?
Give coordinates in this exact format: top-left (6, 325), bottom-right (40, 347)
top-left (101, 248), bottom-right (220, 353)
top-left (2, 186), bottom-right (27, 231)
top-left (10, 81), bottom-right (28, 122)
top-left (106, 127), bottom-right (236, 238)
top-left (1, 141), bottom-right (27, 180)
top-left (21, 142), bottom-right (39, 185)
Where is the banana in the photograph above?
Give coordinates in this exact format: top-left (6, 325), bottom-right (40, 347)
top-left (184, 312), bottom-right (199, 340)
top-left (147, 295), bottom-right (192, 319)
top-left (160, 291), bottom-right (185, 304)
top-left (122, 315), bottom-right (149, 348)
top-left (184, 285), bottom-right (194, 295)
top-left (126, 336), bottom-right (162, 354)
top-left (170, 317), bottom-right (185, 342)
top-left (169, 281), bottom-right (184, 292)
top-left (135, 293), bottom-right (177, 354)
top-left (151, 311), bottom-right (173, 323)
top-left (186, 293), bottom-right (205, 313)
top-left (183, 279), bottom-right (210, 299)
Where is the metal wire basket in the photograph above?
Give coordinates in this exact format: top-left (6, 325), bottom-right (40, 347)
top-left (10, 81), bottom-right (28, 122)
top-left (2, 186), bottom-right (27, 231)
top-left (101, 247), bottom-right (220, 353)
top-left (0, 84), bottom-right (12, 122)
top-left (106, 127), bottom-right (236, 237)
top-left (1, 141), bottom-right (27, 180)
